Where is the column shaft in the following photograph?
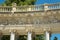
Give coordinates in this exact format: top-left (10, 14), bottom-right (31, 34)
top-left (27, 32), bottom-right (32, 40)
top-left (45, 31), bottom-right (50, 40)
top-left (10, 32), bottom-right (15, 40)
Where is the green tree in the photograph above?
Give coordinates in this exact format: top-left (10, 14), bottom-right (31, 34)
top-left (35, 35), bottom-right (44, 40)
top-left (54, 37), bottom-right (58, 40)
top-left (3, 0), bottom-right (36, 6)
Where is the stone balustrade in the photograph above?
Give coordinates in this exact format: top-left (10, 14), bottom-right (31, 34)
top-left (0, 3), bottom-right (60, 12)
top-left (0, 6), bottom-right (12, 12)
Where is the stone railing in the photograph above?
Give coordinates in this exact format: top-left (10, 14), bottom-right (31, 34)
top-left (16, 5), bottom-right (44, 12)
top-left (48, 3), bottom-right (60, 10)
top-left (0, 6), bottom-right (12, 12)
top-left (0, 3), bottom-right (60, 12)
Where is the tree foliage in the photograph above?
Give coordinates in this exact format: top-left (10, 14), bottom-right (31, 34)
top-left (3, 0), bottom-right (36, 6)
top-left (35, 35), bottom-right (44, 40)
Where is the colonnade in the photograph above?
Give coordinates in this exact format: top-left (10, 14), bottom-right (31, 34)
top-left (9, 31), bottom-right (50, 40)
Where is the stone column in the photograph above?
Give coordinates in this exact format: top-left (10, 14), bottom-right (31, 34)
top-left (27, 32), bottom-right (32, 40)
top-left (45, 31), bottom-right (50, 40)
top-left (10, 32), bottom-right (15, 40)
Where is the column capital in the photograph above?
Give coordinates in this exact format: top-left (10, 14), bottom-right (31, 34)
top-left (10, 30), bottom-right (15, 40)
top-left (44, 27), bottom-right (51, 32)
top-left (26, 29), bottom-right (33, 33)
top-left (9, 29), bottom-right (17, 33)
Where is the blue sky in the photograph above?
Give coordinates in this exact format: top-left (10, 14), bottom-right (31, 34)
top-left (51, 34), bottom-right (60, 40)
top-left (0, 0), bottom-right (5, 4)
top-left (0, 0), bottom-right (60, 4)
top-left (0, 0), bottom-right (60, 40)
top-left (35, 0), bottom-right (60, 4)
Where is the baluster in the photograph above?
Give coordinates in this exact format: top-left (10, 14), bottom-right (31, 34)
top-left (1, 8), bottom-right (2, 12)
top-left (2, 8), bottom-right (4, 12)
top-left (0, 8), bottom-right (1, 12)
top-left (7, 8), bottom-right (8, 12)
top-left (57, 5), bottom-right (59, 9)
top-left (36, 6), bottom-right (38, 11)
top-left (8, 8), bottom-right (10, 12)
top-left (8, 7), bottom-right (10, 12)
top-left (59, 4), bottom-right (60, 8)
top-left (5, 8), bottom-right (7, 12)
top-left (4, 7), bottom-right (5, 12)
top-left (32, 5), bottom-right (33, 11)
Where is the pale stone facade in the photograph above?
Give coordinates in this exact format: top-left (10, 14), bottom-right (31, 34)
top-left (0, 3), bottom-right (60, 40)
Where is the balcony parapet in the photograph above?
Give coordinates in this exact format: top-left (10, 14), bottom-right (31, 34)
top-left (0, 6), bottom-right (12, 12)
top-left (0, 3), bottom-right (60, 12)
